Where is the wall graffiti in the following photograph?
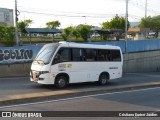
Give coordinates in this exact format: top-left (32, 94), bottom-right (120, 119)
top-left (0, 45), bottom-right (42, 64)
top-left (0, 49), bottom-right (33, 61)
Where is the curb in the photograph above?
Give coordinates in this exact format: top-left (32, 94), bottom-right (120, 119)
top-left (1, 82), bottom-right (160, 106)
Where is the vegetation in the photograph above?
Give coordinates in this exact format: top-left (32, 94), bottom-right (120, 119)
top-left (46, 20), bottom-right (61, 29)
top-left (0, 25), bottom-right (15, 46)
top-left (101, 15), bottom-right (130, 40)
top-left (139, 15), bottom-right (160, 38)
top-left (3, 14), bottom-right (160, 46)
top-left (102, 14), bottom-right (130, 30)
top-left (72, 27), bottom-right (80, 40)
top-left (62, 25), bottom-right (92, 41)
top-left (45, 20), bottom-right (61, 41)
top-left (76, 24), bottom-right (92, 41)
top-left (62, 26), bottom-right (73, 41)
top-left (18, 19), bottom-right (33, 36)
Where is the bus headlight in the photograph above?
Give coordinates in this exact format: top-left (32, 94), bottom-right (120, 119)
top-left (39, 78), bottom-right (44, 80)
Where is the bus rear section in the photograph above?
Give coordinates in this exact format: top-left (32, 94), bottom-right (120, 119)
top-left (30, 42), bottom-right (123, 88)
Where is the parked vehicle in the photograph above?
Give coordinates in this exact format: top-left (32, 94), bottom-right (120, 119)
top-left (147, 32), bottom-right (156, 39)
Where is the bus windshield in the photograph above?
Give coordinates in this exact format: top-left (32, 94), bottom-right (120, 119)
top-left (35, 44), bottom-right (59, 64)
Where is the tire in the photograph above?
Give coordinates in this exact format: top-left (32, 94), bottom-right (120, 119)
top-left (98, 74), bottom-right (109, 85)
top-left (55, 76), bottom-right (67, 88)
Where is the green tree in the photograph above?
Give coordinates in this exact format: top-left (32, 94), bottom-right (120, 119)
top-left (18, 19), bottom-right (33, 36)
top-left (24, 19), bottom-right (33, 28)
top-left (72, 27), bottom-right (80, 40)
top-left (4, 26), bottom-right (15, 46)
top-left (46, 20), bottom-right (61, 29)
top-left (139, 15), bottom-right (160, 38)
top-left (0, 25), bottom-right (5, 41)
top-left (102, 15), bottom-right (129, 40)
top-left (62, 26), bottom-right (74, 41)
top-left (77, 24), bottom-right (92, 41)
top-left (0, 25), bottom-right (15, 46)
top-left (102, 14), bottom-right (129, 30)
top-left (18, 21), bottom-right (26, 32)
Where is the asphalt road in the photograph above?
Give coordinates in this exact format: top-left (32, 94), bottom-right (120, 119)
top-left (0, 87), bottom-right (160, 120)
top-left (0, 72), bottom-right (160, 98)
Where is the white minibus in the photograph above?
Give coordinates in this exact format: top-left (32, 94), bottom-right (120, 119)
top-left (30, 42), bottom-right (123, 88)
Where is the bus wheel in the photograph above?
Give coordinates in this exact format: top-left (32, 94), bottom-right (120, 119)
top-left (55, 76), bottom-right (67, 88)
top-left (98, 74), bottom-right (108, 85)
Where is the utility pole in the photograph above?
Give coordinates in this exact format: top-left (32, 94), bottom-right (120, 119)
top-left (15, 0), bottom-right (19, 46)
top-left (145, 0), bottom-right (148, 18)
top-left (125, 0), bottom-right (128, 53)
top-left (82, 16), bottom-right (87, 24)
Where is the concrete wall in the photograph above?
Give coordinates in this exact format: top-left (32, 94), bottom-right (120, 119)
top-left (123, 50), bottom-right (160, 72)
top-left (1, 50), bottom-right (160, 77)
top-left (0, 63), bottom-right (31, 77)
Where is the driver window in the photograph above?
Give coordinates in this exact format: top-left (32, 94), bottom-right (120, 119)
top-left (52, 48), bottom-right (71, 64)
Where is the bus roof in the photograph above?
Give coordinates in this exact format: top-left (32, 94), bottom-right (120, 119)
top-left (43, 42), bottom-right (121, 50)
top-left (59, 42), bottom-right (121, 50)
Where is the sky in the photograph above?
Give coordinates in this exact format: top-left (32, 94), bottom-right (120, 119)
top-left (0, 0), bottom-right (160, 28)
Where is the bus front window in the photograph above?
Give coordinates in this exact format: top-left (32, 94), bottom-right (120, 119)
top-left (35, 44), bottom-right (59, 65)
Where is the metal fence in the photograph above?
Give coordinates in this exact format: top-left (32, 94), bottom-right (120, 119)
top-left (1, 39), bottom-right (160, 64)
top-left (89, 39), bottom-right (160, 53)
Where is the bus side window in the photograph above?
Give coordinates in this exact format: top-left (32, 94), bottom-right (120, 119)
top-left (80, 49), bottom-right (86, 61)
top-left (83, 49), bottom-right (96, 61)
top-left (72, 48), bottom-right (82, 61)
top-left (111, 50), bottom-right (121, 61)
top-left (98, 50), bottom-right (109, 61)
top-left (107, 50), bottom-right (112, 61)
top-left (79, 49), bottom-right (84, 61)
top-left (52, 48), bottom-right (71, 64)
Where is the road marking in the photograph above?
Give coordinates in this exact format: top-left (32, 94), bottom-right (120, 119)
top-left (1, 86), bottom-right (160, 109)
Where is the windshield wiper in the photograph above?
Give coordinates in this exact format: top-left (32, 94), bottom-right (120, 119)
top-left (37, 60), bottom-right (45, 65)
top-left (34, 60), bottom-right (46, 65)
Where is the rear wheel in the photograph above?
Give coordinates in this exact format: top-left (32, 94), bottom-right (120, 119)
top-left (55, 76), bottom-right (67, 88)
top-left (98, 74), bottom-right (109, 85)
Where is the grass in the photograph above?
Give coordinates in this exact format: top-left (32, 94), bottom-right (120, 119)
top-left (20, 36), bottom-right (109, 44)
top-left (0, 36), bottom-right (111, 47)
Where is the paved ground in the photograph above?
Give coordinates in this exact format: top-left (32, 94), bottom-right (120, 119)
top-left (0, 72), bottom-right (160, 106)
top-left (2, 87), bottom-right (160, 111)
top-left (1, 87), bottom-right (160, 120)
top-left (0, 72), bottom-right (160, 96)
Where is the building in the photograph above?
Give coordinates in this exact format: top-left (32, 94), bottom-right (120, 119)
top-left (0, 8), bottom-right (14, 26)
top-left (128, 28), bottom-right (150, 40)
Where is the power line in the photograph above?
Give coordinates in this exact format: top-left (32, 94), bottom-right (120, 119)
top-left (19, 9), bottom-right (142, 23)
top-left (129, 0), bottom-right (159, 15)
top-left (18, 6), bottom-right (119, 16)
top-left (12, 0), bottom-right (159, 27)
top-left (19, 10), bottom-right (123, 19)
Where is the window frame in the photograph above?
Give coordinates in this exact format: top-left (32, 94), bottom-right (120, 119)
top-left (71, 48), bottom-right (84, 62)
top-left (82, 48), bottom-right (97, 62)
top-left (52, 47), bottom-right (71, 64)
top-left (52, 47), bottom-right (121, 64)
